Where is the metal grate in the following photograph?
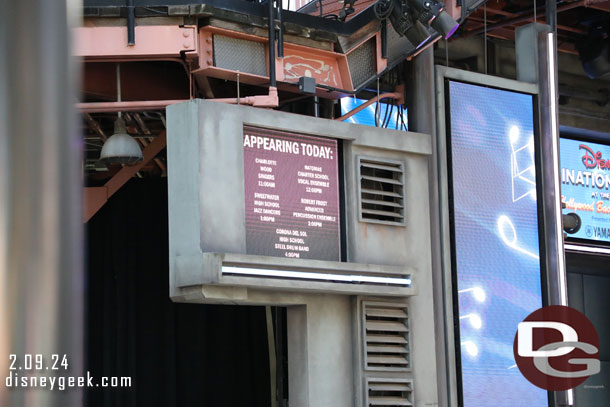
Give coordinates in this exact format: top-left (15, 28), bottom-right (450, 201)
top-left (347, 38), bottom-right (376, 90)
top-left (363, 301), bottom-right (409, 371)
top-left (367, 378), bottom-right (413, 407)
top-left (358, 157), bottom-right (405, 226)
top-left (213, 35), bottom-right (267, 77)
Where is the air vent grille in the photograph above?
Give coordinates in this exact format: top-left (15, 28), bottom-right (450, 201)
top-left (367, 378), bottom-right (413, 407)
top-left (358, 157), bottom-right (405, 225)
top-left (363, 301), bottom-right (409, 371)
top-left (347, 38), bottom-right (376, 90)
top-left (213, 35), bottom-right (267, 77)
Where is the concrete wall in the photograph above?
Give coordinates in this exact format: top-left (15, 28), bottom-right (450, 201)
top-left (166, 100), bottom-right (439, 407)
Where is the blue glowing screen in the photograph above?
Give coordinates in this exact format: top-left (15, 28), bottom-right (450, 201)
top-left (340, 97), bottom-right (407, 130)
top-left (560, 137), bottom-right (610, 243)
top-left (448, 81), bottom-right (546, 407)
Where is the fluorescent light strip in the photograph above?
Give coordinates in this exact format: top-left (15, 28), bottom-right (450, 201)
top-left (221, 266), bottom-right (411, 286)
top-left (564, 243), bottom-right (610, 256)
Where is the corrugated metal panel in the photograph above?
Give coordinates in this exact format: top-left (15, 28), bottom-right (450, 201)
top-left (213, 34), bottom-right (267, 77)
top-left (347, 38), bottom-right (376, 90)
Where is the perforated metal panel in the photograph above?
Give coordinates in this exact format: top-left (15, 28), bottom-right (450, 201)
top-left (386, 27), bottom-right (415, 66)
top-left (213, 35), bottom-right (267, 77)
top-left (347, 38), bottom-right (376, 90)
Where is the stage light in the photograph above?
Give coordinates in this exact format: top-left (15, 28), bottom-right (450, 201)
top-left (374, 0), bottom-right (431, 49)
top-left (577, 25), bottom-right (610, 79)
top-left (430, 10), bottom-right (460, 39)
top-left (409, 0), bottom-right (460, 39)
top-left (374, 0), bottom-right (459, 48)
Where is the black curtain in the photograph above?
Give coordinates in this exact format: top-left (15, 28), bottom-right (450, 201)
top-left (86, 179), bottom-right (271, 407)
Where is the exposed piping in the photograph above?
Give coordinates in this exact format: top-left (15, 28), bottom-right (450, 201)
top-left (546, 0), bottom-right (557, 33)
top-left (127, 0), bottom-right (135, 45)
top-left (77, 87), bottom-right (279, 112)
top-left (268, 0), bottom-right (276, 88)
top-left (336, 88), bottom-right (404, 121)
top-left (77, 100), bottom-right (189, 113)
top-left (277, 0), bottom-right (284, 58)
top-left (208, 87), bottom-right (279, 108)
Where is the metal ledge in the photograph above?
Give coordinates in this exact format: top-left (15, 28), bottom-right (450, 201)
top-left (174, 252), bottom-right (416, 297)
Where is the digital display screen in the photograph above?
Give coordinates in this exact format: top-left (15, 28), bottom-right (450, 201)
top-left (560, 137), bottom-right (610, 243)
top-left (447, 81), bottom-right (546, 407)
top-left (243, 125), bottom-right (341, 261)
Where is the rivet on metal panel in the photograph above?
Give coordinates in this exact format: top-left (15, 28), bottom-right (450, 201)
top-left (206, 37), bottom-right (212, 44)
top-left (183, 30), bottom-right (190, 38)
top-left (207, 58), bottom-right (213, 65)
top-left (184, 41), bottom-right (191, 48)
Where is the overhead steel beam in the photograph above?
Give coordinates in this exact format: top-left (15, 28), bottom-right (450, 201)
top-left (465, 1), bottom-right (586, 37)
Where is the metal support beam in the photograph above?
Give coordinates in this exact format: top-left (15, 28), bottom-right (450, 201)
top-left (537, 29), bottom-right (572, 407)
top-left (84, 132), bottom-right (167, 222)
top-left (0, 1), bottom-right (82, 406)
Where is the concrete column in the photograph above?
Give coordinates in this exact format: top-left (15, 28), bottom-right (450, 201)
top-left (287, 295), bottom-right (354, 407)
top-left (407, 47), bottom-right (444, 407)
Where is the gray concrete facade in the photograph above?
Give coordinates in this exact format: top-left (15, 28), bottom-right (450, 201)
top-left (167, 100), bottom-right (439, 407)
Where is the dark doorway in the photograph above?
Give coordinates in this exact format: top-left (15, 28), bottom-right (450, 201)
top-left (86, 178), bottom-right (272, 407)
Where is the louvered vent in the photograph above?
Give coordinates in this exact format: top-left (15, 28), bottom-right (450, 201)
top-left (363, 301), bottom-right (409, 371)
top-left (367, 378), bottom-right (413, 407)
top-left (358, 157), bottom-right (405, 225)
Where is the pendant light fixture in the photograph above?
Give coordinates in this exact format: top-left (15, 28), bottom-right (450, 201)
top-left (100, 64), bottom-right (143, 165)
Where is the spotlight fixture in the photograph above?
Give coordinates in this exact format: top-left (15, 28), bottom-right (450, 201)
top-left (577, 25), bottom-right (610, 79)
top-left (409, 0), bottom-right (459, 39)
top-left (99, 63), bottom-right (143, 165)
top-left (374, 0), bottom-right (459, 48)
top-left (374, 0), bottom-right (431, 49)
top-left (431, 10), bottom-right (460, 39)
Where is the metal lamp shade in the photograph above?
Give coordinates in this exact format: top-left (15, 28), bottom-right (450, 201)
top-left (100, 118), bottom-right (143, 165)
